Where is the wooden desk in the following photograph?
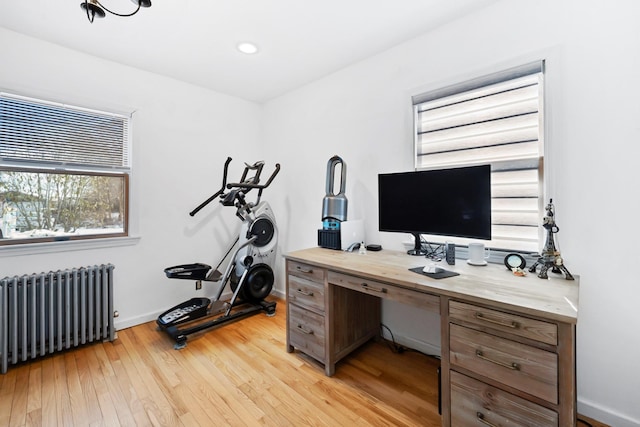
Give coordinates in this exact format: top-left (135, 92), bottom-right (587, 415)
top-left (284, 247), bottom-right (579, 427)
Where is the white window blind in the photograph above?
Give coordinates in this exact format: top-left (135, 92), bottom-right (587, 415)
top-left (0, 93), bottom-right (131, 171)
top-left (413, 61), bottom-right (544, 253)
top-left (0, 92), bottom-right (131, 245)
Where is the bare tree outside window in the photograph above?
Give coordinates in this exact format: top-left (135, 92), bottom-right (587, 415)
top-left (0, 169), bottom-right (127, 243)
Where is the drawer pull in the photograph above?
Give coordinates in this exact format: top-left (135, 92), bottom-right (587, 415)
top-left (475, 350), bottom-right (520, 371)
top-left (476, 412), bottom-right (498, 427)
top-left (296, 288), bottom-right (314, 297)
top-left (475, 312), bottom-right (519, 329)
top-left (296, 266), bottom-right (313, 274)
top-left (361, 283), bottom-right (387, 293)
top-left (296, 324), bottom-right (314, 335)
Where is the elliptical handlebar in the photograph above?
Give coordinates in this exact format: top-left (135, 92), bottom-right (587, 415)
top-left (226, 163), bottom-right (280, 191)
top-left (237, 160), bottom-right (264, 185)
top-left (189, 157), bottom-right (233, 217)
top-left (188, 158), bottom-right (280, 217)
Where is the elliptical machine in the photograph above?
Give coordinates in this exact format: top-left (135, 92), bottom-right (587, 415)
top-left (157, 157), bottom-right (280, 349)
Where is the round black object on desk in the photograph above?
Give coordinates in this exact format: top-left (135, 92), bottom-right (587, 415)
top-left (504, 253), bottom-right (526, 270)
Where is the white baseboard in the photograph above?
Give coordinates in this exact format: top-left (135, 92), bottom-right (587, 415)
top-left (578, 398), bottom-right (640, 427)
top-left (114, 311), bottom-right (162, 330)
top-left (271, 288), bottom-right (285, 300)
top-left (380, 330), bottom-right (441, 359)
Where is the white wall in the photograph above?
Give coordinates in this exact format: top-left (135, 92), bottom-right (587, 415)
top-left (0, 27), bottom-right (267, 329)
top-left (2, 0), bottom-right (640, 425)
top-left (264, 1), bottom-right (640, 425)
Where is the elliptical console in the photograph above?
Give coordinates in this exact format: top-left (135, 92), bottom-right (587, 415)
top-left (157, 157), bottom-right (280, 349)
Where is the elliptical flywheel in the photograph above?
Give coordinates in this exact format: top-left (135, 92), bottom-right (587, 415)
top-left (249, 217), bottom-right (275, 247)
top-left (231, 263), bottom-right (274, 302)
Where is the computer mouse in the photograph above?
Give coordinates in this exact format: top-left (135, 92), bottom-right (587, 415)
top-left (423, 264), bottom-right (443, 274)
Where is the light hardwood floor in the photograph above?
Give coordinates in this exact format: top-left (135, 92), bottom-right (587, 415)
top-left (1, 298), bottom-right (607, 427)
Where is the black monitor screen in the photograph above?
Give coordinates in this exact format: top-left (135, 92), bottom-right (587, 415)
top-left (378, 165), bottom-right (491, 246)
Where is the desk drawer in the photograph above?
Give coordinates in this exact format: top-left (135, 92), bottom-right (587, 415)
top-left (287, 260), bottom-right (325, 283)
top-left (328, 271), bottom-right (439, 313)
top-left (288, 304), bottom-right (325, 362)
top-left (450, 300), bottom-right (557, 345)
top-left (288, 275), bottom-right (325, 312)
top-left (451, 371), bottom-right (558, 426)
top-left (450, 323), bottom-right (558, 404)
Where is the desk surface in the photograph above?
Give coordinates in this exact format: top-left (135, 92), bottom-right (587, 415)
top-left (284, 247), bottom-right (579, 324)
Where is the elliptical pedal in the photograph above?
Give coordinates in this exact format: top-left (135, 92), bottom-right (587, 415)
top-left (157, 297), bottom-right (210, 327)
top-left (164, 263), bottom-right (212, 280)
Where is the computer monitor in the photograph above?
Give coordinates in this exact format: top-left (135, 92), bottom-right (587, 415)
top-left (378, 165), bottom-right (491, 255)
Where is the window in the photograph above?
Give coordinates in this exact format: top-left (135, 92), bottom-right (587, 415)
top-left (413, 61), bottom-right (544, 253)
top-left (0, 92), bottom-right (131, 245)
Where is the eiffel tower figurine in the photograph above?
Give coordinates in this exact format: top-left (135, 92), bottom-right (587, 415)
top-left (529, 199), bottom-right (575, 280)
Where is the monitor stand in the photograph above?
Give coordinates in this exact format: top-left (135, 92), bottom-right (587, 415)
top-left (407, 232), bottom-right (427, 256)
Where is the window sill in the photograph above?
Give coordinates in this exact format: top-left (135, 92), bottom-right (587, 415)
top-left (0, 236), bottom-right (141, 257)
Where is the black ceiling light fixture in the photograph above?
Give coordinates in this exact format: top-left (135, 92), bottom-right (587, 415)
top-left (80, 0), bottom-right (152, 23)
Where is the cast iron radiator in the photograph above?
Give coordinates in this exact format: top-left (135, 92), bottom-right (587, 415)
top-left (0, 264), bottom-right (115, 374)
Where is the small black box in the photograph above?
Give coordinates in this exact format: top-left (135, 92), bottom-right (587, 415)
top-left (445, 242), bottom-right (455, 265)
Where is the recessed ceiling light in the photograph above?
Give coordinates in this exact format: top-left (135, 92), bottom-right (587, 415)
top-left (237, 42), bottom-right (259, 55)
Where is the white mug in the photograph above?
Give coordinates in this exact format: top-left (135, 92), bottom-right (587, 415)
top-left (467, 243), bottom-right (490, 266)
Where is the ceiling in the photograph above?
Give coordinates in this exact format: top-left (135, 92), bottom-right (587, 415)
top-left (0, 0), bottom-right (498, 103)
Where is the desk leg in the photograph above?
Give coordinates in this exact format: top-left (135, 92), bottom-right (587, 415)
top-left (326, 282), bottom-right (336, 376)
top-left (286, 287), bottom-right (293, 353)
top-left (557, 322), bottom-right (577, 426)
top-left (325, 363), bottom-right (335, 376)
top-left (440, 297), bottom-right (451, 427)
top-left (324, 283), bottom-right (380, 377)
